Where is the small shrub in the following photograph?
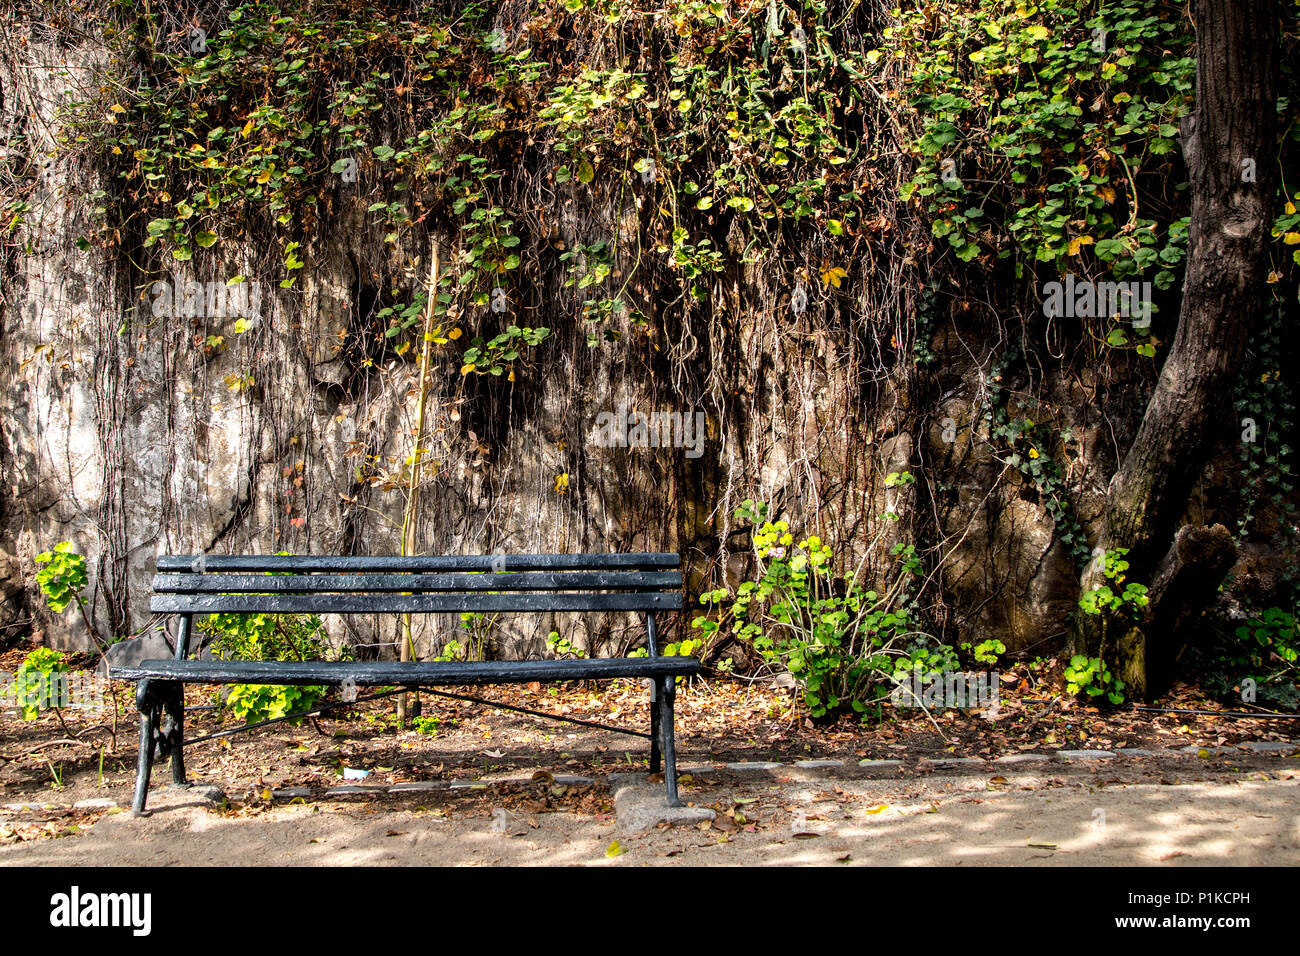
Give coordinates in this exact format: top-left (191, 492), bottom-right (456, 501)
top-left (34, 543), bottom-right (87, 613)
top-left (1201, 605), bottom-right (1300, 710)
top-left (1063, 654), bottom-right (1125, 706)
top-left (693, 499), bottom-right (954, 718)
top-left (412, 716), bottom-right (441, 735)
top-left (1077, 548), bottom-right (1149, 620)
top-left (201, 611), bottom-right (338, 725)
top-left (546, 630), bottom-right (587, 659)
top-left (35, 543), bottom-right (102, 651)
top-left (9, 648), bottom-right (71, 721)
top-left (962, 638), bottom-right (1006, 665)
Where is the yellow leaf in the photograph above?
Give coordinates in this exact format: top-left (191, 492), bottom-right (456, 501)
top-left (460, 363), bottom-right (476, 376)
top-left (1283, 232), bottom-right (1300, 245)
top-left (448, 327), bottom-right (463, 340)
top-left (256, 169), bottom-right (272, 183)
top-left (395, 341), bottom-right (411, 356)
top-left (1068, 235), bottom-right (1094, 256)
top-left (1028, 447), bottom-right (1039, 459)
top-left (820, 265), bottom-right (848, 288)
top-left (1098, 187), bottom-right (1116, 203)
top-left (110, 103), bottom-right (126, 113)
top-left (241, 118), bottom-right (255, 138)
top-left (864, 804), bottom-right (889, 815)
top-left (605, 840), bottom-right (624, 858)
top-left (1286, 202), bottom-right (1297, 215)
top-left (554, 473), bottom-right (569, 493)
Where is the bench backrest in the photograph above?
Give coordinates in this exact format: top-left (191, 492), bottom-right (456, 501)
top-left (151, 553), bottom-right (683, 615)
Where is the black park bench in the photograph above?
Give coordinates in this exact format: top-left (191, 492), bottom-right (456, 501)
top-left (110, 553), bottom-right (702, 814)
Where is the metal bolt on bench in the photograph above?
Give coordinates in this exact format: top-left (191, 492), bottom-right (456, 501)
top-left (111, 553), bottom-right (701, 814)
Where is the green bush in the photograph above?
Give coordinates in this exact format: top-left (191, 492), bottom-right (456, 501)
top-left (1063, 654), bottom-right (1125, 705)
top-left (34, 542), bottom-right (105, 652)
top-left (200, 611), bottom-right (339, 724)
top-left (1201, 606), bottom-right (1300, 710)
top-left (1235, 607), bottom-right (1300, 681)
top-left (1077, 548), bottom-right (1149, 620)
top-left (693, 499), bottom-right (954, 718)
top-left (34, 543), bottom-right (87, 613)
top-left (8, 648), bottom-right (71, 721)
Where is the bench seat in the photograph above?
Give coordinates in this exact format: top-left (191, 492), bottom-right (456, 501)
top-left (113, 656), bottom-right (702, 686)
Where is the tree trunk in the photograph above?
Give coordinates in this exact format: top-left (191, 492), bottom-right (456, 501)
top-left (1139, 523), bottom-right (1238, 695)
top-left (1073, 0), bottom-right (1280, 699)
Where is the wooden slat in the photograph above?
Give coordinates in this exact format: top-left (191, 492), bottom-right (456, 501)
top-left (152, 570), bottom-right (682, 594)
top-left (155, 553), bottom-right (680, 573)
top-left (151, 591), bottom-right (683, 614)
top-left (110, 656), bottom-right (702, 685)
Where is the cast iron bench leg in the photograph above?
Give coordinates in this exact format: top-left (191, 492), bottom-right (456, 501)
top-left (649, 680), bottom-right (662, 773)
top-left (660, 675), bottom-right (681, 807)
top-left (164, 683), bottom-right (187, 786)
top-left (132, 680), bottom-right (156, 815)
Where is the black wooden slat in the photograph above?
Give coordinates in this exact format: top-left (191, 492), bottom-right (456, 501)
top-left (111, 656), bottom-right (702, 685)
top-left (156, 553), bottom-right (679, 573)
top-left (152, 570), bottom-right (682, 594)
top-left (151, 592), bottom-right (683, 614)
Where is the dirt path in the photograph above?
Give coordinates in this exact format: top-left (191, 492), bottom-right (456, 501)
top-left (4, 762), bottom-right (1297, 866)
top-left (4, 662), bottom-right (1299, 865)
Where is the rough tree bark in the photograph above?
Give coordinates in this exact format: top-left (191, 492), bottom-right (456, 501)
top-left (1073, 0), bottom-right (1280, 699)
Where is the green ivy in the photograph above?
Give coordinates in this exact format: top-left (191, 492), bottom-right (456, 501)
top-left (895, 0), bottom-right (1194, 293)
top-left (1233, 300), bottom-right (1297, 546)
top-left (979, 346), bottom-right (1091, 567)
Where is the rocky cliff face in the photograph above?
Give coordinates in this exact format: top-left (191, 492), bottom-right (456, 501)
top-left (2, 2), bottom-right (1269, 664)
